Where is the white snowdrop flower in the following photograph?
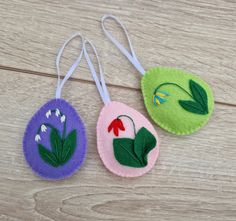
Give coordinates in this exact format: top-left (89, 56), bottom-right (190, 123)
top-left (60, 115), bottom-right (66, 123)
top-left (35, 134), bottom-right (41, 142)
top-left (41, 124), bottom-right (47, 132)
top-left (46, 110), bottom-right (51, 118)
top-left (55, 108), bottom-right (60, 117)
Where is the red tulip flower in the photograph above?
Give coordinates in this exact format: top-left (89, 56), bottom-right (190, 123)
top-left (108, 118), bottom-right (125, 136)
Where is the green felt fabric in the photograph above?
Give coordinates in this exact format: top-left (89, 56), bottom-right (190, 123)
top-left (113, 127), bottom-right (156, 168)
top-left (38, 128), bottom-right (77, 167)
top-left (141, 67), bottom-right (214, 135)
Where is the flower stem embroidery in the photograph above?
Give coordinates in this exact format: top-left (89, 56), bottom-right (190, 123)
top-left (62, 119), bottom-right (67, 140)
top-left (35, 108), bottom-right (77, 167)
top-left (35, 109), bottom-right (67, 142)
top-left (108, 115), bottom-right (157, 168)
top-left (153, 80), bottom-right (209, 115)
top-left (117, 115), bottom-right (136, 135)
top-left (154, 82), bottom-right (193, 99)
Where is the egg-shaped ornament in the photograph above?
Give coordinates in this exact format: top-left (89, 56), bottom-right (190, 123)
top-left (84, 40), bottom-right (160, 177)
top-left (23, 34), bottom-right (87, 180)
top-left (102, 15), bottom-right (214, 135)
top-left (97, 102), bottom-right (159, 177)
top-left (142, 67), bottom-right (214, 135)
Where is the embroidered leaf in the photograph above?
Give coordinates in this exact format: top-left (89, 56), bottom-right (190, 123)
top-left (134, 127), bottom-right (157, 165)
top-left (179, 100), bottom-right (206, 115)
top-left (38, 144), bottom-right (60, 167)
top-left (113, 138), bottom-right (144, 168)
top-left (61, 129), bottom-right (77, 164)
top-left (189, 80), bottom-right (208, 114)
top-left (50, 128), bottom-right (63, 161)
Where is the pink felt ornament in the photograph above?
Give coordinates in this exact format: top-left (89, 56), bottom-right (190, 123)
top-left (83, 40), bottom-right (160, 177)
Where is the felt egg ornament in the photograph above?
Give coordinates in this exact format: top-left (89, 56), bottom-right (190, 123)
top-left (23, 99), bottom-right (86, 179)
top-left (142, 67), bottom-right (214, 135)
top-left (97, 101), bottom-right (159, 177)
top-left (23, 34), bottom-right (87, 180)
top-left (84, 40), bottom-right (160, 177)
top-left (102, 15), bottom-right (214, 135)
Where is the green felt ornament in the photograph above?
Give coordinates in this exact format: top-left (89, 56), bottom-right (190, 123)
top-left (142, 67), bottom-right (214, 135)
top-left (102, 15), bottom-right (214, 135)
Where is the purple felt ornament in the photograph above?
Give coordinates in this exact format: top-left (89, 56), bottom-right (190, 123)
top-left (23, 34), bottom-right (87, 180)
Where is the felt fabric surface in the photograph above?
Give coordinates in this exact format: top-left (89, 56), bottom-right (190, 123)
top-left (23, 99), bottom-right (87, 180)
top-left (141, 67), bottom-right (214, 135)
top-left (97, 101), bottom-right (160, 177)
top-left (113, 127), bottom-right (156, 168)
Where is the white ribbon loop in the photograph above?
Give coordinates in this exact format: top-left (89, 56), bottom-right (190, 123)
top-left (101, 14), bottom-right (145, 75)
top-left (83, 40), bottom-right (110, 105)
top-left (55, 33), bottom-right (84, 99)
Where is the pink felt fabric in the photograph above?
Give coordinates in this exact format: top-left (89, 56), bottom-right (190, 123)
top-left (97, 101), bottom-right (160, 177)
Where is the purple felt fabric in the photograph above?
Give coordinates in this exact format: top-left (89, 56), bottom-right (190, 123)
top-left (23, 99), bottom-right (87, 180)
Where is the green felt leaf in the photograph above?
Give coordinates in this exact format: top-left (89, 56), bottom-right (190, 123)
top-left (38, 144), bottom-right (60, 167)
top-left (113, 138), bottom-right (144, 168)
top-left (179, 100), bottom-right (206, 115)
top-left (189, 80), bottom-right (208, 114)
top-left (61, 129), bottom-right (77, 164)
top-left (134, 127), bottom-right (157, 165)
top-left (50, 128), bottom-right (63, 161)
